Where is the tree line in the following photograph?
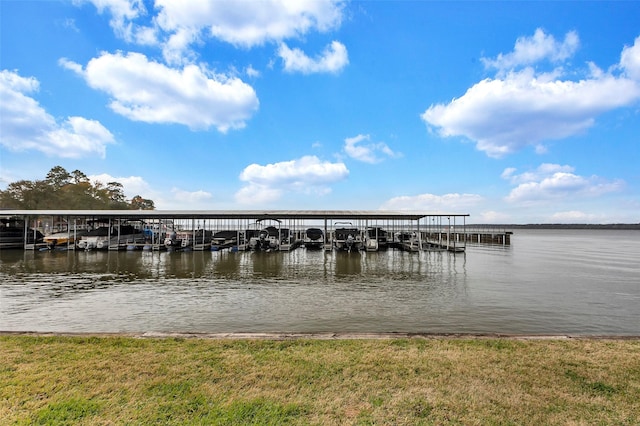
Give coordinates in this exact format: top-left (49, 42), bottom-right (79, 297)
top-left (0, 166), bottom-right (155, 210)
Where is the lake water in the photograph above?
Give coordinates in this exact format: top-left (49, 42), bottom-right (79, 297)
top-left (1, 229), bottom-right (638, 336)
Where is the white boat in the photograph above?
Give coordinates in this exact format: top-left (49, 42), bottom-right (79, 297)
top-left (364, 227), bottom-right (388, 251)
top-left (304, 227), bottom-right (324, 250)
top-left (164, 229), bottom-right (213, 250)
top-left (247, 219), bottom-right (286, 251)
top-left (43, 229), bottom-right (88, 249)
top-left (249, 225), bottom-right (280, 251)
top-left (333, 227), bottom-right (362, 252)
top-left (76, 225), bottom-right (109, 250)
top-left (77, 221), bottom-right (145, 250)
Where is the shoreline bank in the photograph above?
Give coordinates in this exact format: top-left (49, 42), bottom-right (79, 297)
top-left (3, 330), bottom-right (639, 340)
top-left (3, 334), bottom-right (638, 424)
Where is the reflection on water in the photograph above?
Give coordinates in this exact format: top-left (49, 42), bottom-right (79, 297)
top-left (1, 230), bottom-right (639, 335)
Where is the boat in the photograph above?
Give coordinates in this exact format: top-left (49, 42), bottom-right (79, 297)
top-left (364, 227), bottom-right (388, 251)
top-left (235, 229), bottom-right (258, 251)
top-left (278, 227), bottom-right (300, 251)
top-left (0, 217), bottom-right (43, 249)
top-left (180, 229), bottom-right (213, 250)
top-left (42, 223), bottom-right (89, 249)
top-left (210, 230), bottom-right (238, 251)
top-left (247, 219), bottom-right (287, 251)
top-left (164, 229), bottom-right (213, 250)
top-left (333, 227), bottom-right (362, 252)
top-left (77, 221), bottom-right (145, 250)
top-left (76, 225), bottom-right (109, 250)
top-left (249, 225), bottom-right (280, 251)
top-left (138, 220), bottom-right (171, 250)
top-left (163, 230), bottom-right (184, 250)
top-left (304, 227), bottom-right (324, 250)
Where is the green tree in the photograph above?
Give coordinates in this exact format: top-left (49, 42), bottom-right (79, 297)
top-left (130, 195), bottom-right (155, 210)
top-left (45, 166), bottom-right (71, 191)
top-left (61, 180), bottom-right (94, 209)
top-left (71, 169), bottom-right (89, 184)
top-left (0, 166), bottom-right (155, 210)
top-left (106, 182), bottom-right (128, 208)
top-left (2, 179), bottom-right (51, 209)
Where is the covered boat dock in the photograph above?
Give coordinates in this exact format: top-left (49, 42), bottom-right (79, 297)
top-left (3, 210), bottom-right (473, 252)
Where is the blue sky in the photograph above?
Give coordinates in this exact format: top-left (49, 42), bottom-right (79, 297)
top-left (1, 0), bottom-right (639, 223)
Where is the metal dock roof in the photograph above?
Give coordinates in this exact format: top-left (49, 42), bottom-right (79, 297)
top-left (2, 210), bottom-right (469, 221)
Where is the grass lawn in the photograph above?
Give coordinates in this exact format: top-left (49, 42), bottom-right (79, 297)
top-left (1, 335), bottom-right (639, 425)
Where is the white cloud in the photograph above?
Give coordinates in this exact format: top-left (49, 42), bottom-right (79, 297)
top-left (620, 35), bottom-right (640, 80)
top-left (380, 193), bottom-right (483, 212)
top-left (343, 134), bottom-right (401, 164)
top-left (549, 210), bottom-right (601, 223)
top-left (503, 164), bottom-right (624, 204)
top-left (89, 173), bottom-right (151, 198)
top-left (82, 0), bottom-right (345, 64)
top-left (236, 155), bottom-right (348, 204)
top-left (154, 0), bottom-right (344, 49)
top-left (481, 28), bottom-right (579, 71)
top-left (501, 163), bottom-right (575, 184)
top-left (0, 69), bottom-right (114, 158)
top-left (171, 188), bottom-right (213, 204)
top-left (245, 65), bottom-right (261, 78)
top-left (476, 210), bottom-right (511, 224)
top-left (74, 0), bottom-right (349, 70)
top-left (235, 184), bottom-right (284, 206)
top-left (279, 41), bottom-right (349, 74)
top-left (58, 58), bottom-right (83, 74)
top-left (422, 31), bottom-right (640, 157)
top-left (76, 0), bottom-right (147, 42)
top-left (89, 173), bottom-right (214, 209)
top-left (62, 52), bottom-right (259, 132)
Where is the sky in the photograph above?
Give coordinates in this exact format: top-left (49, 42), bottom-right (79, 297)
top-left (1, 0), bottom-right (639, 224)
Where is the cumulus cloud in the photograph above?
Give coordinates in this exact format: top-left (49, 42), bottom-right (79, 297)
top-left (76, 0), bottom-right (147, 42)
top-left (156, 0), bottom-right (343, 46)
top-left (481, 28), bottom-right (579, 71)
top-left (78, 0), bottom-right (346, 65)
top-left (503, 163), bottom-right (624, 204)
top-left (89, 173), bottom-right (151, 198)
top-left (235, 184), bottom-right (285, 206)
top-left (380, 193), bottom-right (483, 212)
top-left (476, 210), bottom-right (511, 223)
top-left (0, 69), bottom-right (114, 158)
top-left (171, 188), bottom-right (213, 204)
top-left (89, 172), bottom-right (214, 208)
top-left (343, 134), bottom-right (401, 164)
top-left (236, 155), bottom-right (348, 204)
top-left (422, 30), bottom-right (640, 157)
top-left (279, 41), bottom-right (349, 74)
top-left (61, 52), bottom-right (259, 132)
top-left (620, 35), bottom-right (640, 80)
top-left (501, 163), bottom-right (575, 184)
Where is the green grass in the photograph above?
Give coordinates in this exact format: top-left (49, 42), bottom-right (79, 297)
top-left (1, 335), bottom-right (639, 425)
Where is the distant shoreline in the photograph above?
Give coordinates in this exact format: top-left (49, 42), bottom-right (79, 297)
top-left (469, 223), bottom-right (640, 230)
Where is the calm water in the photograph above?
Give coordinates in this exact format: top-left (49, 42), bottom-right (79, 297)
top-left (1, 229), bottom-right (638, 335)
